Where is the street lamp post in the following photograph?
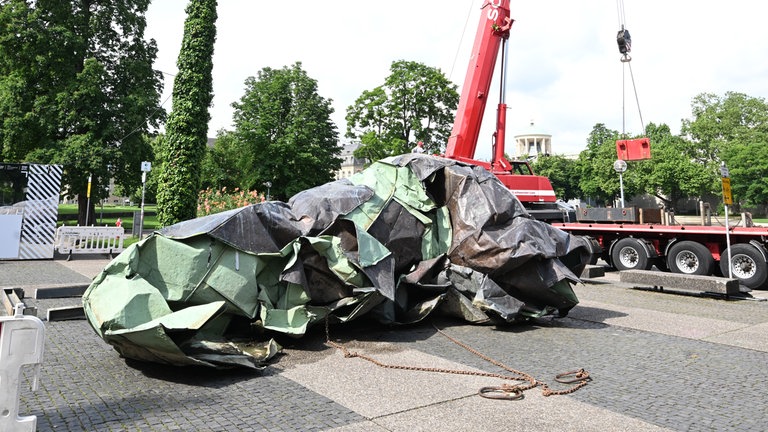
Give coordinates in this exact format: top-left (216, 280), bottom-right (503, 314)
top-left (264, 181), bottom-right (272, 201)
top-left (613, 159), bottom-right (628, 208)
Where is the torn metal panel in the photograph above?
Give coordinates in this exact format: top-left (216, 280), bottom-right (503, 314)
top-left (83, 155), bottom-right (591, 369)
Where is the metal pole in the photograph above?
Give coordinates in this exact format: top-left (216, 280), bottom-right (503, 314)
top-left (622, 62), bottom-right (626, 137)
top-left (619, 172), bottom-right (625, 208)
top-left (724, 204), bottom-right (732, 279)
top-left (613, 159), bottom-right (627, 208)
top-left (139, 171), bottom-right (146, 240)
top-left (85, 174), bottom-right (92, 226)
top-left (720, 162), bottom-right (733, 279)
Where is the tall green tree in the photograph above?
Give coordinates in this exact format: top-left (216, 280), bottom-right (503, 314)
top-left (346, 60), bottom-right (458, 159)
top-left (639, 123), bottom-right (715, 209)
top-left (576, 124), bottom-right (637, 205)
top-left (531, 154), bottom-right (580, 201)
top-left (0, 0), bottom-right (163, 225)
top-left (156, 0), bottom-right (217, 226)
top-left (230, 62), bottom-right (341, 200)
top-left (201, 129), bottom-right (240, 191)
top-left (681, 92), bottom-right (768, 211)
top-left (725, 143), bottom-right (768, 210)
top-left (681, 92), bottom-right (768, 163)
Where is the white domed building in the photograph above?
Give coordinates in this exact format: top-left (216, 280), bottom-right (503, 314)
top-left (514, 120), bottom-right (551, 158)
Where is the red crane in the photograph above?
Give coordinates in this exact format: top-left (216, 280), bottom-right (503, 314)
top-left (444, 0), bottom-right (565, 220)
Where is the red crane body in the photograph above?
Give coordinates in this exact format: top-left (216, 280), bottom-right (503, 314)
top-left (441, 1), bottom-right (768, 289)
top-left (444, 0), bottom-right (557, 208)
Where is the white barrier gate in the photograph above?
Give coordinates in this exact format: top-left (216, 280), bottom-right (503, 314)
top-left (0, 305), bottom-right (45, 432)
top-left (55, 226), bottom-right (125, 258)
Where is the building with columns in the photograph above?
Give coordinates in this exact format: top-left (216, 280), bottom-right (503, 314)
top-left (514, 121), bottom-right (552, 158)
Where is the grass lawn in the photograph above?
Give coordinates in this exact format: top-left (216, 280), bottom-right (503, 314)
top-left (59, 203), bottom-right (157, 214)
top-left (58, 204), bottom-right (160, 231)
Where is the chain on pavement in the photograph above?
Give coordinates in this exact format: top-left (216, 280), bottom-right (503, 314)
top-left (324, 318), bottom-right (591, 400)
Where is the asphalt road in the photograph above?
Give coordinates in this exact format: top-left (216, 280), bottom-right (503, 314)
top-left (3, 256), bottom-right (768, 431)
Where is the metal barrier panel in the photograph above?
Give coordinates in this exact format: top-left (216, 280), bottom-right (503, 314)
top-left (0, 307), bottom-right (45, 432)
top-left (0, 215), bottom-right (23, 259)
top-left (56, 226), bottom-right (125, 255)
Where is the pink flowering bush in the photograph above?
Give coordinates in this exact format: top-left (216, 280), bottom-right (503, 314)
top-left (197, 187), bottom-right (265, 217)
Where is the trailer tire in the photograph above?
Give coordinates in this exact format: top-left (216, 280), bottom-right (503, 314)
top-left (666, 241), bottom-right (713, 275)
top-left (719, 244), bottom-right (768, 289)
top-left (611, 238), bottom-right (652, 271)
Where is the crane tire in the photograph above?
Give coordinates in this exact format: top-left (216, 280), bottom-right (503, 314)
top-left (611, 238), bottom-right (652, 271)
top-left (719, 243), bottom-right (768, 290)
top-left (666, 241), bottom-right (714, 275)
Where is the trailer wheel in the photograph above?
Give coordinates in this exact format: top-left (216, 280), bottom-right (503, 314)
top-left (719, 244), bottom-right (768, 289)
top-left (611, 238), bottom-right (652, 271)
top-left (666, 241), bottom-right (713, 275)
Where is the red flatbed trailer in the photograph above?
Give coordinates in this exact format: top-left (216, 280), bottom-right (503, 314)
top-left (553, 221), bottom-right (768, 289)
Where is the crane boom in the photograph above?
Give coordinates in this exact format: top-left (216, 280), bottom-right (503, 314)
top-left (445, 0), bottom-right (511, 164)
top-left (444, 0), bottom-right (559, 214)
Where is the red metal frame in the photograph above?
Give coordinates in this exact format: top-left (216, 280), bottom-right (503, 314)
top-left (553, 222), bottom-right (768, 261)
top-left (616, 137), bottom-right (651, 160)
top-left (444, 0), bottom-right (556, 204)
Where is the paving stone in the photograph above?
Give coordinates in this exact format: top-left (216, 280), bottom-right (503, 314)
top-left (7, 259), bottom-right (768, 431)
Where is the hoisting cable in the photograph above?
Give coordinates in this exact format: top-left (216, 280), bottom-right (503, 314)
top-left (448, 1), bottom-right (477, 81)
top-left (624, 58), bottom-right (646, 137)
top-left (616, 0), bottom-right (645, 138)
top-left (324, 317), bottom-right (591, 401)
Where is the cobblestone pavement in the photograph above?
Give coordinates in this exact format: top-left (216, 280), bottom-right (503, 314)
top-left (4, 258), bottom-right (768, 431)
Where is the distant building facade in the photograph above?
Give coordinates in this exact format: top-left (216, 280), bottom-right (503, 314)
top-left (335, 142), bottom-right (367, 180)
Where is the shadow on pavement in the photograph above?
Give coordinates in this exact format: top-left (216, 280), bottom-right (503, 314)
top-left (566, 305), bottom-right (629, 323)
top-left (124, 358), bottom-right (266, 386)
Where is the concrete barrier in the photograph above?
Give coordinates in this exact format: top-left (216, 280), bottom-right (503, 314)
top-left (55, 225), bottom-right (125, 259)
top-left (619, 270), bottom-right (741, 296)
top-left (0, 289), bottom-right (36, 317)
top-left (0, 304), bottom-right (45, 432)
top-left (580, 264), bottom-right (606, 279)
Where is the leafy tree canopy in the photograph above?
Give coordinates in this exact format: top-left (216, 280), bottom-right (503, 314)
top-left (636, 122), bottom-right (716, 209)
top-left (229, 62), bottom-right (341, 201)
top-left (682, 92), bottom-right (768, 156)
top-left (201, 129), bottom-right (241, 192)
top-left (575, 123), bottom-right (639, 205)
top-left (0, 0), bottom-right (163, 224)
top-left (681, 91), bottom-right (768, 209)
top-left (531, 154), bottom-right (580, 202)
top-left (346, 60), bottom-right (458, 159)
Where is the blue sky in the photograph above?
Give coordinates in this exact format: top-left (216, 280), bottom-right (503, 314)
top-left (146, 1), bottom-right (768, 159)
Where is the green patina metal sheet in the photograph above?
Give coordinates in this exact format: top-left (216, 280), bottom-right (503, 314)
top-left (421, 206), bottom-right (452, 260)
top-left (83, 155), bottom-right (590, 369)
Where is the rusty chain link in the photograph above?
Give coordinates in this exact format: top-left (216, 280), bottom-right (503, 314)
top-left (324, 318), bottom-right (591, 400)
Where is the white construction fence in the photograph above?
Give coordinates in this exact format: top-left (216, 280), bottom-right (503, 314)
top-left (55, 226), bottom-right (126, 258)
top-left (0, 304), bottom-right (45, 432)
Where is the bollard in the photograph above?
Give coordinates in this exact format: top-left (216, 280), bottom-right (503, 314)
top-left (0, 303), bottom-right (45, 432)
